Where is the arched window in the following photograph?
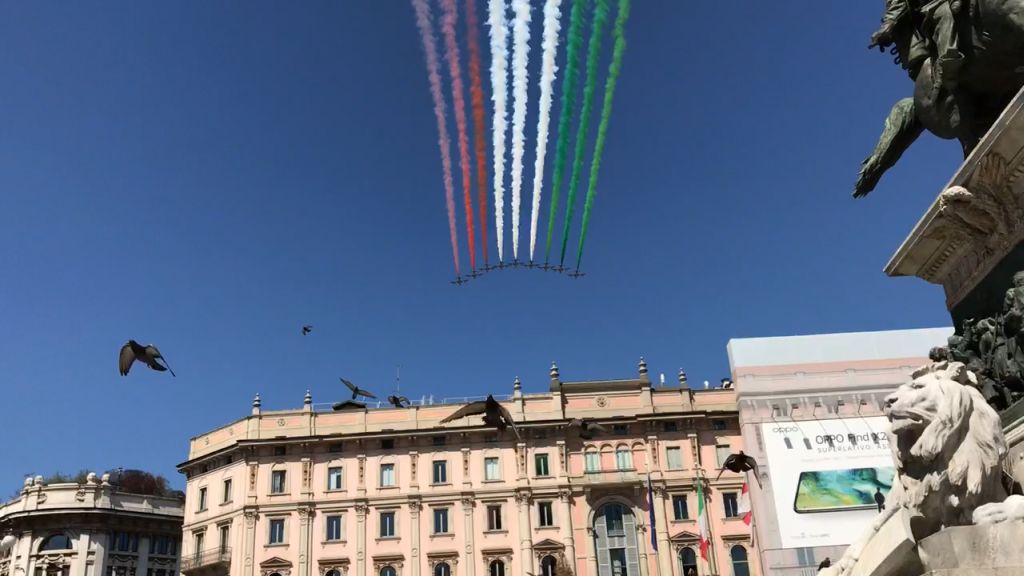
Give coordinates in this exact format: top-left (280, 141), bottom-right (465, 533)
top-left (489, 560), bottom-right (505, 576)
top-left (584, 448), bottom-right (600, 472)
top-left (730, 546), bottom-right (749, 576)
top-left (615, 446), bottom-right (632, 470)
top-left (39, 535), bottom-right (73, 552)
top-left (540, 556), bottom-right (556, 576)
top-left (679, 547), bottom-right (698, 576)
top-left (379, 567), bottom-right (396, 576)
top-left (433, 563), bottom-right (450, 576)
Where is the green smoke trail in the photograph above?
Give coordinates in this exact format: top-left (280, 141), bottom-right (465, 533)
top-left (543, 0), bottom-right (585, 262)
top-left (576, 0), bottom-right (629, 270)
top-left (558, 0), bottom-right (609, 266)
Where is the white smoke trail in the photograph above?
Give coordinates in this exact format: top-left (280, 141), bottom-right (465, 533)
top-left (529, 0), bottom-right (562, 261)
top-left (508, 0), bottom-right (531, 261)
top-left (487, 0), bottom-right (510, 263)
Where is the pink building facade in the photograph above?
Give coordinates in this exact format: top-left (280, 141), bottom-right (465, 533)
top-left (177, 362), bottom-right (756, 576)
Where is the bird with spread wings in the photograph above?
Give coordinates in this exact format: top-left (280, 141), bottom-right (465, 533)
top-left (119, 340), bottom-right (176, 377)
top-left (341, 378), bottom-right (376, 400)
top-left (440, 395), bottom-right (520, 440)
top-left (388, 395), bottom-right (410, 408)
top-left (567, 418), bottom-right (607, 439)
top-left (715, 450), bottom-right (761, 487)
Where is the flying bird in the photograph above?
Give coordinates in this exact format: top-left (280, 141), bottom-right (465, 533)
top-left (439, 395), bottom-right (520, 440)
top-left (817, 558), bottom-right (832, 572)
top-left (715, 450), bottom-right (761, 487)
top-left (567, 418), bottom-right (607, 439)
top-left (119, 340), bottom-right (175, 377)
top-left (388, 395), bottom-right (410, 408)
top-left (340, 378), bottom-right (376, 400)
top-left (302, 325), bottom-right (313, 335)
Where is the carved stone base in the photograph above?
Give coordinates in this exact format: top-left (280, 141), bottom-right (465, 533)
top-left (916, 522), bottom-right (1024, 575)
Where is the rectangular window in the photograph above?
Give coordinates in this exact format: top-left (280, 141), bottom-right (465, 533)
top-left (605, 505), bottom-right (624, 534)
top-left (270, 470), bottom-right (287, 494)
top-left (433, 461), bottom-right (447, 484)
top-left (268, 519), bottom-right (285, 544)
top-left (534, 454), bottom-right (550, 477)
top-left (712, 419), bottom-right (727, 431)
top-left (150, 535), bottom-right (175, 556)
top-left (796, 547), bottom-right (817, 567)
top-left (112, 532), bottom-right (138, 553)
top-left (585, 452), bottom-right (600, 472)
top-left (484, 457), bottom-right (500, 481)
top-left (326, 515), bottom-right (343, 541)
top-left (328, 467), bottom-right (343, 490)
top-left (615, 449), bottom-right (633, 470)
top-left (537, 502), bottom-right (554, 527)
top-left (198, 487), bottom-right (207, 511)
top-left (716, 445), bottom-right (732, 468)
top-left (723, 492), bottom-right (739, 518)
top-left (487, 505), bottom-right (503, 531)
top-left (433, 508), bottom-right (449, 534)
top-left (219, 525), bottom-right (229, 553)
top-left (666, 447), bottom-right (683, 470)
top-left (194, 532), bottom-right (205, 555)
top-left (379, 511), bottom-right (396, 538)
top-left (380, 463), bottom-right (396, 487)
top-left (222, 479), bottom-right (232, 503)
top-left (672, 495), bottom-right (689, 520)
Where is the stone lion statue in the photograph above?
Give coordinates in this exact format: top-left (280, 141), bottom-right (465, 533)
top-left (822, 361), bottom-right (1007, 576)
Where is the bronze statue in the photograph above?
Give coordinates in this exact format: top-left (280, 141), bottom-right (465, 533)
top-left (853, 0), bottom-right (1024, 198)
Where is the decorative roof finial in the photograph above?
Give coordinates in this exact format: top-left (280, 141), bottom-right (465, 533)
top-left (513, 376), bottom-right (522, 392)
top-left (638, 356), bottom-right (648, 376)
top-left (253, 393), bottom-right (261, 408)
top-left (550, 362), bottom-right (559, 380)
top-left (304, 390), bottom-right (312, 405)
top-left (679, 369), bottom-right (687, 386)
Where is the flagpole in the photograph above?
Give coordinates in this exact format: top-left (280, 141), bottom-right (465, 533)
top-left (699, 468), bottom-right (722, 576)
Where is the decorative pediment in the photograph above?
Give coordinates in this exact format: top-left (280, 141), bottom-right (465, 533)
top-left (670, 531), bottom-right (700, 544)
top-left (317, 558), bottom-right (349, 576)
top-left (532, 539), bottom-right (566, 561)
top-left (721, 533), bottom-right (752, 544)
top-left (371, 554), bottom-right (404, 573)
top-left (260, 557), bottom-right (292, 576)
top-left (426, 551), bottom-right (459, 570)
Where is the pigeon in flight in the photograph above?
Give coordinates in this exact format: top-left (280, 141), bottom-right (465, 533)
top-left (119, 340), bottom-right (175, 377)
top-left (388, 395), bottom-right (410, 408)
top-left (440, 395), bottom-right (520, 441)
top-left (715, 450), bottom-right (761, 487)
top-left (817, 558), bottom-right (831, 572)
top-left (302, 325), bottom-right (313, 335)
top-left (340, 377), bottom-right (376, 400)
top-left (567, 418), bottom-right (607, 439)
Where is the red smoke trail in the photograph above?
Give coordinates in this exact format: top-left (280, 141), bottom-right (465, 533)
top-left (411, 0), bottom-right (460, 275)
top-left (440, 0), bottom-right (476, 271)
top-left (465, 0), bottom-right (489, 266)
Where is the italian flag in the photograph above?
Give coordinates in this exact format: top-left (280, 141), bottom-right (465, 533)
top-left (738, 483), bottom-right (752, 525)
top-left (697, 478), bottom-right (710, 560)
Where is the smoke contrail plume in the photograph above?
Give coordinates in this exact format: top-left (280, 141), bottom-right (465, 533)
top-left (440, 0), bottom-right (476, 271)
top-left (543, 0), bottom-right (584, 262)
top-left (487, 0), bottom-right (510, 262)
top-left (411, 0), bottom-right (459, 274)
top-left (508, 0), bottom-right (531, 261)
top-left (559, 0), bottom-right (609, 266)
top-left (528, 0), bottom-right (562, 262)
top-left (576, 0), bottom-right (630, 270)
top-left (465, 0), bottom-right (489, 267)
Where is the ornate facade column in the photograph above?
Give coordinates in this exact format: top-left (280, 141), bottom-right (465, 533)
top-left (355, 503), bottom-right (368, 576)
top-left (584, 527), bottom-right (598, 576)
top-left (298, 506), bottom-right (313, 576)
top-left (409, 500), bottom-right (422, 576)
top-left (652, 488), bottom-right (672, 576)
top-left (136, 535), bottom-right (150, 576)
top-left (557, 490), bottom-right (577, 575)
top-left (515, 491), bottom-right (534, 576)
top-left (460, 496), bottom-right (476, 576)
top-left (72, 532), bottom-right (91, 576)
top-left (244, 509), bottom-right (257, 576)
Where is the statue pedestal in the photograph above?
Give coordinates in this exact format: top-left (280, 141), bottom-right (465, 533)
top-left (885, 85), bottom-right (1024, 468)
top-left (848, 510), bottom-right (922, 576)
top-left (917, 522), bottom-right (1024, 575)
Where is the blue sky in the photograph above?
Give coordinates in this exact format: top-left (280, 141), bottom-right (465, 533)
top-left (0, 2), bottom-right (956, 489)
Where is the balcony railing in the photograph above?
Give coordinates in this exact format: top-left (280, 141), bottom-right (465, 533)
top-left (575, 469), bottom-right (639, 485)
top-left (181, 548), bottom-right (231, 574)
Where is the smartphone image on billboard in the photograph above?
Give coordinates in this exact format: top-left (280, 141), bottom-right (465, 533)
top-left (793, 467), bottom-right (894, 513)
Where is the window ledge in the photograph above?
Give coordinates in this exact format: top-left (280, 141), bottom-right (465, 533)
top-left (430, 482), bottom-right (452, 487)
top-left (196, 508), bottom-right (208, 513)
top-left (220, 500), bottom-right (233, 506)
top-left (325, 488), bottom-right (346, 493)
top-left (378, 486), bottom-right (400, 491)
top-left (265, 543), bottom-right (289, 548)
top-left (321, 540), bottom-right (347, 545)
top-left (482, 479), bottom-right (503, 484)
top-left (671, 519), bottom-right (694, 524)
top-left (267, 492), bottom-right (290, 497)
top-left (536, 526), bottom-right (559, 531)
top-left (429, 533), bottom-right (454, 539)
top-left (483, 529), bottom-right (508, 535)
top-left (534, 475), bottom-right (554, 480)
top-left (375, 537), bottom-right (401, 542)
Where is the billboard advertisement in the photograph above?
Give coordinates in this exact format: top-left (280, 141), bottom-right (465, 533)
top-left (760, 416), bottom-right (894, 549)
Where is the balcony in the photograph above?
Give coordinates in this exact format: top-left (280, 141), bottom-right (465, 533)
top-left (181, 548), bottom-right (231, 576)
